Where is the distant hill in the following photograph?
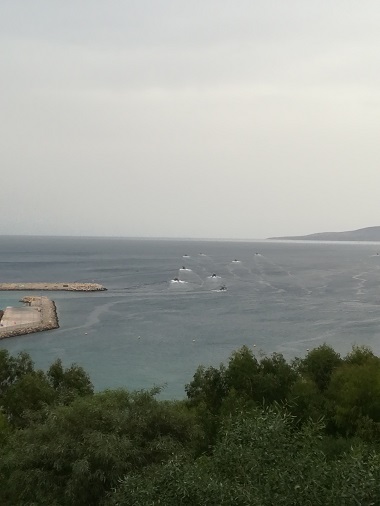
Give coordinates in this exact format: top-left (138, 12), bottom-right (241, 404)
top-left (269, 226), bottom-right (380, 242)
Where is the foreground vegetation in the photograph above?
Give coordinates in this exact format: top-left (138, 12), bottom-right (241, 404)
top-left (2, 344), bottom-right (380, 504)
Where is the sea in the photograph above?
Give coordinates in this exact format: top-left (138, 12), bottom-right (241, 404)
top-left (1, 235), bottom-right (380, 399)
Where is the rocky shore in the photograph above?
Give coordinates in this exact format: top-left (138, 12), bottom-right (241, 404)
top-left (0, 282), bottom-right (106, 291)
top-left (0, 296), bottom-right (59, 340)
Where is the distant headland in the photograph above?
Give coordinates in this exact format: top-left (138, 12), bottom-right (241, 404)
top-left (268, 226), bottom-right (380, 242)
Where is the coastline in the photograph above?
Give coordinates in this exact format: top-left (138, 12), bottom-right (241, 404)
top-left (0, 296), bottom-right (59, 340)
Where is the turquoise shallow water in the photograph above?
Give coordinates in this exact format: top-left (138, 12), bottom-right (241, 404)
top-left (0, 295), bottom-right (21, 309)
top-left (1, 236), bottom-right (380, 398)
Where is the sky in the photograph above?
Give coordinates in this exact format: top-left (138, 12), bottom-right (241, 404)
top-left (1, 1), bottom-right (380, 239)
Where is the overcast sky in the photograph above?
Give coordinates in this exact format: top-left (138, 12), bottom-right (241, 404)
top-left (1, 1), bottom-right (379, 239)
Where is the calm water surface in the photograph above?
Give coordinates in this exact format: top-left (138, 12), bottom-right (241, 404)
top-left (1, 236), bottom-right (380, 398)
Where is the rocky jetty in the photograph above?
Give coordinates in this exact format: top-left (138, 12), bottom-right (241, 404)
top-left (0, 282), bottom-right (106, 291)
top-left (0, 296), bottom-right (59, 340)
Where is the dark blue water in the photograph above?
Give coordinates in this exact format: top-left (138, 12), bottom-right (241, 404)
top-left (1, 236), bottom-right (380, 398)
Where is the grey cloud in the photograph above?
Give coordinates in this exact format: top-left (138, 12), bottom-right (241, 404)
top-left (1, 1), bottom-right (380, 238)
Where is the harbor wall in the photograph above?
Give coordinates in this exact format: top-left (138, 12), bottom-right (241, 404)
top-left (0, 282), bottom-right (106, 291)
top-left (0, 296), bottom-right (59, 340)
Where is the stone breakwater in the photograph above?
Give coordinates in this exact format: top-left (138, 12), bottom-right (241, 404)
top-left (0, 282), bottom-right (106, 292)
top-left (0, 296), bottom-right (59, 340)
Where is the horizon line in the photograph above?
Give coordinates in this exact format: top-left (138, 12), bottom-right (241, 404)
top-left (0, 233), bottom-right (267, 242)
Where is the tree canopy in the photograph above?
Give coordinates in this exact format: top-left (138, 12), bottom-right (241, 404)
top-left (1, 344), bottom-right (380, 505)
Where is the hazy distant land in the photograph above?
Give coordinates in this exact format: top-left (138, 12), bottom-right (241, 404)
top-left (269, 226), bottom-right (380, 242)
